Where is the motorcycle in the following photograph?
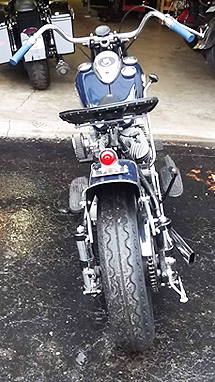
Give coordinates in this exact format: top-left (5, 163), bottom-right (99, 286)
top-left (0, 0), bottom-right (75, 89)
top-left (10, 9), bottom-right (202, 351)
top-left (176, 0), bottom-right (215, 73)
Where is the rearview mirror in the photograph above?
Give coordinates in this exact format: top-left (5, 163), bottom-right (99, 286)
top-left (149, 73), bottom-right (159, 83)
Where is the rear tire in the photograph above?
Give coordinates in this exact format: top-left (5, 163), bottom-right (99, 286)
top-left (25, 59), bottom-right (50, 90)
top-left (97, 185), bottom-right (155, 352)
top-left (205, 45), bottom-right (215, 74)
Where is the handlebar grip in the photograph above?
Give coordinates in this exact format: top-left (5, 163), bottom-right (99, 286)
top-left (169, 21), bottom-right (195, 43)
top-left (10, 40), bottom-right (34, 66)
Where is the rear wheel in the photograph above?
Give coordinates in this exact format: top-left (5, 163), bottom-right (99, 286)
top-left (25, 59), bottom-right (50, 90)
top-left (97, 185), bottom-right (154, 352)
top-left (205, 45), bottom-right (215, 74)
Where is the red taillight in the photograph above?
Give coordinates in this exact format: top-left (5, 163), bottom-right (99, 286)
top-left (24, 27), bottom-right (38, 35)
top-left (100, 149), bottom-right (117, 166)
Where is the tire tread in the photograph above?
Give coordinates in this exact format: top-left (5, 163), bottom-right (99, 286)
top-left (97, 186), bottom-right (154, 351)
top-left (26, 60), bottom-right (50, 90)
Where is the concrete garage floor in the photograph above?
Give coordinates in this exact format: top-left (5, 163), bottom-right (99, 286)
top-left (0, 0), bottom-right (214, 144)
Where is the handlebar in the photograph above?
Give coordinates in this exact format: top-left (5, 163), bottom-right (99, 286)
top-left (169, 22), bottom-right (194, 43)
top-left (10, 39), bottom-right (35, 66)
top-left (163, 14), bottom-right (198, 43)
top-left (10, 10), bottom-right (203, 66)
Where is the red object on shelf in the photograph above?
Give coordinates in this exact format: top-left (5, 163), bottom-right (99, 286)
top-left (177, 9), bottom-right (195, 24)
top-left (122, 0), bottom-right (145, 12)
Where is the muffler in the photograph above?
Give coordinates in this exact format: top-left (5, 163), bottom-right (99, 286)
top-left (170, 228), bottom-right (195, 265)
top-left (56, 59), bottom-right (70, 75)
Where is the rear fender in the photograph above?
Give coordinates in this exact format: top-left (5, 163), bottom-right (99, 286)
top-left (20, 31), bottom-right (46, 61)
top-left (86, 159), bottom-right (141, 207)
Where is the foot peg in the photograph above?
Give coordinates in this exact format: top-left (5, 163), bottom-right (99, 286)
top-left (165, 257), bottom-right (188, 303)
top-left (160, 155), bottom-right (183, 197)
top-left (69, 176), bottom-right (88, 213)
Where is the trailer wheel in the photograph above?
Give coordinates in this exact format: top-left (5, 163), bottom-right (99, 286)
top-left (25, 59), bottom-right (50, 90)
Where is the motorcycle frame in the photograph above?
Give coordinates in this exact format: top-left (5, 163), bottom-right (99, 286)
top-left (80, 110), bottom-right (167, 263)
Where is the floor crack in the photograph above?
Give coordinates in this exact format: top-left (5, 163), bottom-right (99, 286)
top-left (6, 120), bottom-right (11, 137)
top-left (14, 89), bottom-right (36, 112)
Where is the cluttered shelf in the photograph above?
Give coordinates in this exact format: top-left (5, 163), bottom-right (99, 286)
top-left (84, 0), bottom-right (178, 19)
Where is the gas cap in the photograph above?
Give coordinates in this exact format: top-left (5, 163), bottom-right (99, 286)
top-left (78, 62), bottom-right (92, 73)
top-left (121, 66), bottom-right (137, 78)
top-left (123, 56), bottom-right (138, 65)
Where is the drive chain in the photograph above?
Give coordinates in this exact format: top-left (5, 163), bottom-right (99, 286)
top-left (147, 256), bottom-right (158, 292)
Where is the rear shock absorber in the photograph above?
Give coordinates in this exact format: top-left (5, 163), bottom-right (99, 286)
top-left (74, 225), bottom-right (101, 295)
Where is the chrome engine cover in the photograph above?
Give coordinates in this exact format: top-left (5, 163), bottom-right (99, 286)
top-left (93, 51), bottom-right (121, 84)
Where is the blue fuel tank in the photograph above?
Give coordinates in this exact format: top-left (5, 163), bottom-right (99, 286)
top-left (76, 60), bottom-right (144, 107)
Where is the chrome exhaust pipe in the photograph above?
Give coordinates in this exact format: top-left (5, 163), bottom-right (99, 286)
top-left (170, 228), bottom-right (195, 265)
